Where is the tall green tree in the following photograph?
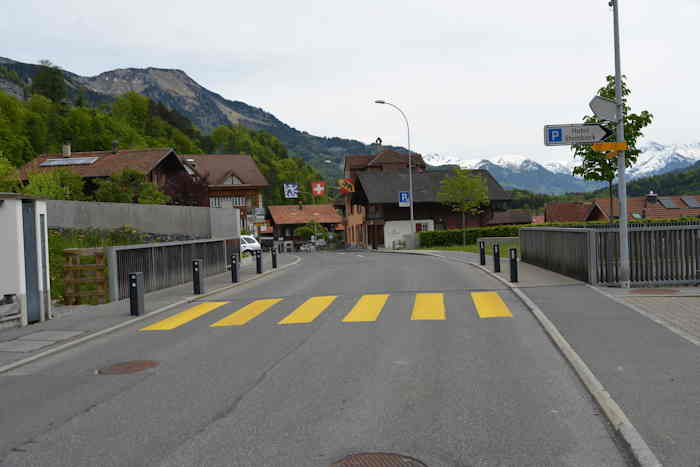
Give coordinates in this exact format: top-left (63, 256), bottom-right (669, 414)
top-left (31, 60), bottom-right (66, 103)
top-left (437, 168), bottom-right (489, 245)
top-left (0, 156), bottom-right (20, 192)
top-left (572, 75), bottom-right (653, 222)
top-left (94, 169), bottom-right (170, 204)
top-left (22, 168), bottom-right (87, 200)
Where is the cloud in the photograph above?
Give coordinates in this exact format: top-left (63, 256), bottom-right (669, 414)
top-left (2, 0), bottom-right (698, 162)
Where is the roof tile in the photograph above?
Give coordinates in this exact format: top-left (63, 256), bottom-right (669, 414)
top-left (268, 204), bottom-right (343, 225)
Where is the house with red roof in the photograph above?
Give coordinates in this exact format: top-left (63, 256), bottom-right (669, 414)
top-left (545, 192), bottom-right (700, 222)
top-left (267, 204), bottom-right (344, 245)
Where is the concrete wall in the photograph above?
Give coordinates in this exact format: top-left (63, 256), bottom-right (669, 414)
top-left (0, 199), bottom-right (26, 304)
top-left (47, 200), bottom-right (240, 238)
top-left (384, 219), bottom-right (434, 249)
top-left (210, 208), bottom-right (240, 239)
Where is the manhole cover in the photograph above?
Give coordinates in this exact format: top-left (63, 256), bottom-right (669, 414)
top-left (631, 288), bottom-right (679, 295)
top-left (331, 453), bottom-right (428, 467)
top-left (98, 360), bottom-right (158, 375)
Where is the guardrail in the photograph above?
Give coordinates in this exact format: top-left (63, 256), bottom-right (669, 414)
top-left (106, 237), bottom-right (239, 301)
top-left (521, 223), bottom-right (700, 285)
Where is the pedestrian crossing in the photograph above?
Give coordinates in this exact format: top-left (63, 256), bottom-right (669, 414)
top-left (140, 292), bottom-right (514, 332)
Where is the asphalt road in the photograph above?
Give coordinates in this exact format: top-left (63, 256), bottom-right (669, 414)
top-left (0, 251), bottom-right (630, 467)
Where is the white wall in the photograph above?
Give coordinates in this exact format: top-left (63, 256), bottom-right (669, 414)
top-left (384, 220), bottom-right (434, 249)
top-left (0, 199), bottom-right (27, 325)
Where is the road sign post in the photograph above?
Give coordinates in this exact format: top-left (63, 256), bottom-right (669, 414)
top-left (544, 124), bottom-right (614, 146)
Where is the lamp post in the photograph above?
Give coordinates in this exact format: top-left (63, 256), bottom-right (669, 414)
top-left (374, 100), bottom-right (414, 227)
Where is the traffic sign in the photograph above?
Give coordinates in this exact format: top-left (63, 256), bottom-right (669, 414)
top-left (592, 141), bottom-right (628, 152)
top-left (543, 124), bottom-right (613, 146)
top-left (283, 183), bottom-right (299, 199)
top-left (589, 96), bottom-right (618, 122)
top-left (399, 191), bottom-right (410, 207)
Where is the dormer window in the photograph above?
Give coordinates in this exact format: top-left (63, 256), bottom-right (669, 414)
top-left (223, 175), bottom-right (243, 185)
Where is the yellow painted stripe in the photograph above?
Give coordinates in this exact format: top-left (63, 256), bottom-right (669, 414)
top-left (210, 299), bottom-right (282, 327)
top-left (411, 293), bottom-right (446, 320)
top-left (471, 292), bottom-right (513, 318)
top-left (342, 294), bottom-right (389, 322)
top-left (279, 296), bottom-right (337, 324)
top-left (140, 302), bottom-right (229, 330)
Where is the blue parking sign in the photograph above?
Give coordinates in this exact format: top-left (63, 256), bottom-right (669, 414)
top-left (548, 128), bottom-right (563, 143)
top-left (399, 191), bottom-right (410, 207)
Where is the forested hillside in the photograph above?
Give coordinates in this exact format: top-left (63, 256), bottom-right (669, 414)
top-left (0, 86), bottom-right (326, 205)
top-left (591, 162), bottom-right (700, 197)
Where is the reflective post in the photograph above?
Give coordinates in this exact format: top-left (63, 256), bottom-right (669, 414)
top-left (256, 250), bottom-right (262, 274)
top-left (479, 241), bottom-right (486, 266)
top-left (128, 272), bottom-right (144, 316)
top-left (493, 244), bottom-right (501, 273)
top-left (509, 248), bottom-right (518, 283)
top-left (272, 248), bottom-right (278, 269)
top-left (192, 259), bottom-right (204, 294)
top-left (231, 254), bottom-right (239, 283)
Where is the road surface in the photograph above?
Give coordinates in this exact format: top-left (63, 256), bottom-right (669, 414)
top-left (0, 252), bottom-right (630, 466)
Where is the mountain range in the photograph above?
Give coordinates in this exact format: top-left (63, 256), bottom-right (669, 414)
top-left (424, 141), bottom-right (700, 194)
top-left (2, 57), bottom-right (698, 195)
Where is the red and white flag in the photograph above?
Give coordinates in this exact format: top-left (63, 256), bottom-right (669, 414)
top-left (311, 181), bottom-right (326, 197)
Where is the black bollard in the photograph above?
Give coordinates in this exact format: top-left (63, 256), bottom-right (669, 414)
top-left (256, 250), bottom-right (262, 274)
top-left (479, 241), bottom-right (486, 266)
top-left (493, 244), bottom-right (501, 273)
top-left (128, 272), bottom-right (144, 316)
top-left (509, 248), bottom-right (518, 283)
top-left (193, 258), bottom-right (204, 294)
top-left (272, 248), bottom-right (278, 269)
top-left (231, 254), bottom-right (239, 283)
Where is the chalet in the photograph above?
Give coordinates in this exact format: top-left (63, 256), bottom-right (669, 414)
top-left (350, 169), bottom-right (511, 249)
top-left (181, 154), bottom-right (268, 233)
top-left (19, 144), bottom-right (191, 202)
top-left (267, 204), bottom-right (343, 245)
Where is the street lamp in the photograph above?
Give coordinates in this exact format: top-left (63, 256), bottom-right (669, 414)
top-left (374, 99), bottom-right (414, 227)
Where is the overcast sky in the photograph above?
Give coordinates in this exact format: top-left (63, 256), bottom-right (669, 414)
top-left (3, 0), bottom-right (699, 163)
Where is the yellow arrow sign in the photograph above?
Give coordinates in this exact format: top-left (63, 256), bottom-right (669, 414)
top-left (592, 142), bottom-right (628, 152)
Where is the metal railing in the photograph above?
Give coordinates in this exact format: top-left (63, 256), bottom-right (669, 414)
top-left (520, 228), bottom-right (593, 282)
top-left (106, 238), bottom-right (239, 301)
top-left (521, 223), bottom-right (700, 285)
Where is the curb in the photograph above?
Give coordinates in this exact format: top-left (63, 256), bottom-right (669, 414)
top-left (0, 256), bottom-right (302, 375)
top-left (369, 249), bottom-right (662, 467)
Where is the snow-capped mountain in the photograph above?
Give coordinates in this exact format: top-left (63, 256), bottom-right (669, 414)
top-left (424, 141), bottom-right (700, 194)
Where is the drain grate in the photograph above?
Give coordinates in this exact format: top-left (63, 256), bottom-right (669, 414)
top-left (98, 360), bottom-right (159, 375)
top-left (331, 453), bottom-right (428, 467)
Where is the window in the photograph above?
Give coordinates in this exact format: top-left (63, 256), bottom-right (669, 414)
top-left (223, 175), bottom-right (243, 185)
top-left (210, 196), bottom-right (248, 208)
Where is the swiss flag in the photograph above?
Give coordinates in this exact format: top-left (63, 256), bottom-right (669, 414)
top-left (311, 181), bottom-right (326, 197)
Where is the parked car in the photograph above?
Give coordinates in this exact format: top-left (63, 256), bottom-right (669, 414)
top-left (240, 235), bottom-right (261, 253)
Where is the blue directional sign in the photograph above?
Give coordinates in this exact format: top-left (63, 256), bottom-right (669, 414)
top-left (399, 191), bottom-right (410, 207)
top-left (544, 124), bottom-right (613, 146)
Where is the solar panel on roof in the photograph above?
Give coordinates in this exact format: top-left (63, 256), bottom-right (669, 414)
top-left (681, 196), bottom-right (700, 208)
top-left (40, 157), bottom-right (99, 167)
top-left (658, 198), bottom-right (678, 209)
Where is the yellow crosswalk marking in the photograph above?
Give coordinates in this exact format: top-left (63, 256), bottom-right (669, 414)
top-left (342, 294), bottom-right (389, 322)
top-left (141, 302), bottom-right (229, 331)
top-left (210, 299), bottom-right (282, 327)
top-left (471, 292), bottom-right (513, 318)
top-left (411, 293), bottom-right (446, 320)
top-left (279, 296), bottom-right (337, 324)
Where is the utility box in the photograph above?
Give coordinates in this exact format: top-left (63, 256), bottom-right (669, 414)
top-left (0, 194), bottom-right (51, 327)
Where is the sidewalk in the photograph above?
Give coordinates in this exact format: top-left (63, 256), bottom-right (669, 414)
top-left (418, 249), bottom-right (700, 466)
top-left (0, 253), bottom-right (300, 371)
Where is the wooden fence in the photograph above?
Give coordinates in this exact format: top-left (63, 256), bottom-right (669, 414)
top-left (63, 248), bottom-right (109, 305)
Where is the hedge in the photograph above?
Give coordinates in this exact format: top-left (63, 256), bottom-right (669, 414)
top-left (418, 217), bottom-right (700, 248)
